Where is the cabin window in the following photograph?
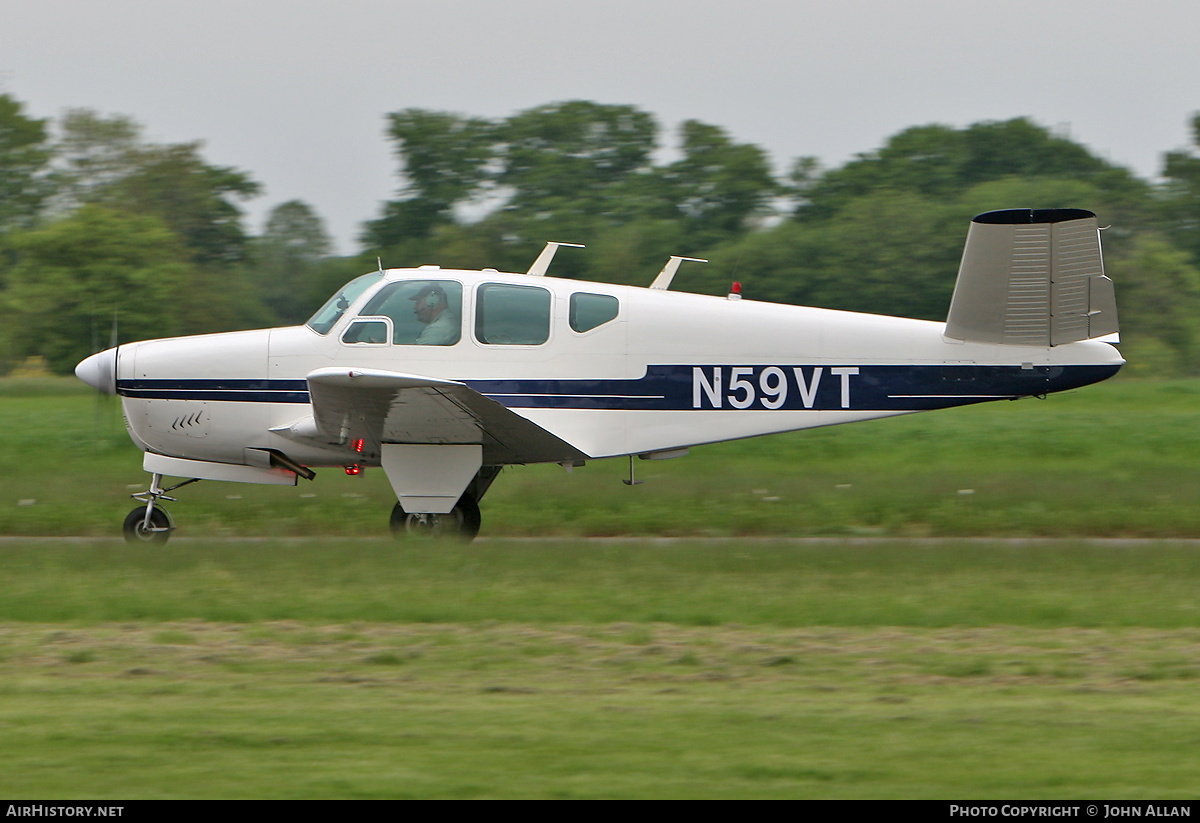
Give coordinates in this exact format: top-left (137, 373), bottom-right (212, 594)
top-left (358, 280), bottom-right (463, 345)
top-left (475, 283), bottom-right (551, 345)
top-left (569, 293), bottom-right (619, 332)
top-left (341, 319), bottom-right (390, 345)
top-left (306, 272), bottom-right (384, 334)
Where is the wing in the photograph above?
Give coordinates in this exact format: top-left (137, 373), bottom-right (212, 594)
top-left (294, 366), bottom-right (588, 466)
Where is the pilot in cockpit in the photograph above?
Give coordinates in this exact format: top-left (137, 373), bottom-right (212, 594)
top-left (410, 283), bottom-right (460, 345)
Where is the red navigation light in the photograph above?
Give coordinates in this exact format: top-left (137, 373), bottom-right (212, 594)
top-left (352, 438), bottom-right (365, 453)
top-left (344, 464), bottom-right (361, 476)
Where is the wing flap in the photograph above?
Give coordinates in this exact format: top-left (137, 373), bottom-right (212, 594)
top-left (303, 367), bottom-right (587, 465)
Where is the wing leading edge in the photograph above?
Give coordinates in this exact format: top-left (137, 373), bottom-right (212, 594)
top-left (292, 366), bottom-right (588, 466)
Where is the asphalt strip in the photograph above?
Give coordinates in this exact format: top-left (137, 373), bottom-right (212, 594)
top-left (4, 536), bottom-right (1200, 547)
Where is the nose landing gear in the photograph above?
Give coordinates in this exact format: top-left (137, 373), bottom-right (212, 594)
top-left (122, 473), bottom-right (199, 545)
top-left (122, 506), bottom-right (172, 543)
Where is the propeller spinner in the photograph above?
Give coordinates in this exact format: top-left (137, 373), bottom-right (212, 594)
top-left (75, 347), bottom-right (118, 395)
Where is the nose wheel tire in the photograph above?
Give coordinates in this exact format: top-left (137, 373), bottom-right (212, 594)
top-left (390, 496), bottom-right (481, 541)
top-left (123, 507), bottom-right (172, 545)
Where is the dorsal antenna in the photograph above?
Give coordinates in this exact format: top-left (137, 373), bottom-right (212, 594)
top-left (649, 256), bottom-right (707, 290)
top-left (526, 242), bottom-right (585, 276)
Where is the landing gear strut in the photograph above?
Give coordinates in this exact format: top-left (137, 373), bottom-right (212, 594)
top-left (122, 473), bottom-right (198, 545)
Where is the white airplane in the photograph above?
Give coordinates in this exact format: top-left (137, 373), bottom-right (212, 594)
top-left (76, 208), bottom-right (1122, 543)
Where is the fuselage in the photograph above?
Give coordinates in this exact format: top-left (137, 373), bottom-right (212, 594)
top-left (83, 266), bottom-right (1124, 470)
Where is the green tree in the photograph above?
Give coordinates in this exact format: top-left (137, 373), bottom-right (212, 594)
top-left (956, 176), bottom-right (1114, 220)
top-left (696, 189), bottom-right (962, 319)
top-left (48, 109), bottom-right (144, 212)
top-left (44, 109), bottom-right (261, 266)
top-left (0, 206), bottom-right (192, 373)
top-left (1105, 233), bottom-right (1200, 376)
top-left (364, 101), bottom-right (668, 268)
top-left (582, 219), bottom-right (691, 287)
top-left (497, 101), bottom-right (658, 221)
top-left (797, 118), bottom-right (1141, 221)
top-left (107, 142), bottom-right (260, 266)
top-left (249, 200), bottom-right (333, 323)
top-left (361, 109), bottom-right (496, 247)
top-left (1161, 113), bottom-right (1200, 263)
top-left (0, 94), bottom-right (52, 232)
top-left (659, 120), bottom-right (778, 243)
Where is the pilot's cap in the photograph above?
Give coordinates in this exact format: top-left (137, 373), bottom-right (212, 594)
top-left (409, 283), bottom-right (447, 303)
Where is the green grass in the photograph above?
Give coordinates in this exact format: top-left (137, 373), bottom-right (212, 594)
top-left (4, 620), bottom-right (1200, 798)
top-left (1, 539), bottom-right (1199, 627)
top-left (0, 539), bottom-right (1196, 798)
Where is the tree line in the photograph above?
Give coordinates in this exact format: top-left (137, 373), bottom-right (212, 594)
top-left (3, 94), bottom-right (1200, 376)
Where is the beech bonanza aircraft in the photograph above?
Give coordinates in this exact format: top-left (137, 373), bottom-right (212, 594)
top-left (76, 208), bottom-right (1122, 543)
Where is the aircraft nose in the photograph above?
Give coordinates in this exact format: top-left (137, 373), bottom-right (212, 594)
top-left (75, 347), bottom-right (118, 395)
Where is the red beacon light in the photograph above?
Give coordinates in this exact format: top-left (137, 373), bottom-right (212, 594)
top-left (344, 464), bottom-right (361, 476)
top-left (728, 281), bottom-right (742, 300)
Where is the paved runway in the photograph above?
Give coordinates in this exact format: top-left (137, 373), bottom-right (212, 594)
top-left (5, 535), bottom-right (1200, 547)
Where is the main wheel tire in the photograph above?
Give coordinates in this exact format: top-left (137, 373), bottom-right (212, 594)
top-left (123, 506), bottom-right (172, 545)
top-left (389, 495), bottom-right (481, 541)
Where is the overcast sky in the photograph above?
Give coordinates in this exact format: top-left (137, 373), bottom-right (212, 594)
top-left (3, 0), bottom-right (1199, 254)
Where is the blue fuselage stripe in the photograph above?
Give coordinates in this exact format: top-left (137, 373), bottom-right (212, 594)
top-left (115, 364), bottom-right (1119, 412)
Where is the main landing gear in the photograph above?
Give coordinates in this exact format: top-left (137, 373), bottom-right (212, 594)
top-left (122, 473), bottom-right (199, 545)
top-left (390, 494), bottom-right (481, 541)
top-left (388, 465), bottom-right (500, 542)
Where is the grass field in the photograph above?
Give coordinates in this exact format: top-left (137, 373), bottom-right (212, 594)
top-left (2, 377), bottom-right (1200, 797)
top-left (1, 539), bottom-right (1199, 798)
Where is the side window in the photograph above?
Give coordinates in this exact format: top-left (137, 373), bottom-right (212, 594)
top-left (475, 283), bottom-right (551, 345)
top-left (570, 293), bottom-right (619, 332)
top-left (358, 280), bottom-right (462, 345)
top-left (341, 319), bottom-right (390, 345)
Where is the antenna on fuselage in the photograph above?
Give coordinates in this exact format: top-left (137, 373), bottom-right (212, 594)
top-left (526, 242), bottom-right (585, 276)
top-left (621, 455), bottom-right (644, 486)
top-left (377, 257), bottom-right (384, 274)
top-left (649, 256), bottom-right (707, 290)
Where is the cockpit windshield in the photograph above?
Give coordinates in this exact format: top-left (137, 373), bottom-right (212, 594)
top-left (305, 272), bottom-right (384, 334)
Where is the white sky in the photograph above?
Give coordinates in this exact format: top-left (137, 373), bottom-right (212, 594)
top-left (3, 0), bottom-right (1199, 254)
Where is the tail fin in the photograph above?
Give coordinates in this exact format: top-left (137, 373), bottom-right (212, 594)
top-left (945, 208), bottom-right (1118, 346)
